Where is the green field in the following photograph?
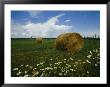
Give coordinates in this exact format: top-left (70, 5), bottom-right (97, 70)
top-left (11, 38), bottom-right (100, 77)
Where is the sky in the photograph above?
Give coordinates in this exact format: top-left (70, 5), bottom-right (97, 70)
top-left (11, 11), bottom-right (100, 38)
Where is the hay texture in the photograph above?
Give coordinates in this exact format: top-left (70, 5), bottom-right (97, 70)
top-left (55, 32), bottom-right (84, 53)
top-left (36, 37), bottom-right (43, 44)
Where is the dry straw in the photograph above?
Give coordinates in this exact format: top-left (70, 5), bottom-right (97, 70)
top-left (55, 32), bottom-right (84, 53)
top-left (36, 37), bottom-right (43, 44)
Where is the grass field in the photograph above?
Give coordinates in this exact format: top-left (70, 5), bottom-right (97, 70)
top-left (11, 38), bottom-right (100, 77)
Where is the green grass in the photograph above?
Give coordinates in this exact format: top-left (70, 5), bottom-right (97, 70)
top-left (11, 38), bottom-right (100, 77)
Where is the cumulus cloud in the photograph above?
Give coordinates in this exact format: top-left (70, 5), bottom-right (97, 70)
top-left (65, 20), bottom-right (71, 22)
top-left (11, 14), bottom-right (73, 38)
top-left (11, 21), bottom-right (29, 38)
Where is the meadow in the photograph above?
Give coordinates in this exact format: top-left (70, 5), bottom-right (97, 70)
top-left (11, 38), bottom-right (100, 77)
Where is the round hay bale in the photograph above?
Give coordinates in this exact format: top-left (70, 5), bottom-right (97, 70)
top-left (55, 32), bottom-right (84, 53)
top-left (36, 37), bottom-right (43, 44)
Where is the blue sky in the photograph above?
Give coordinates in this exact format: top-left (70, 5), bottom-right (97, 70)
top-left (11, 11), bottom-right (100, 38)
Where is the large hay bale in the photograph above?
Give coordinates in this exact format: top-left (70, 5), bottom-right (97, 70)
top-left (36, 37), bottom-right (43, 44)
top-left (55, 32), bottom-right (84, 53)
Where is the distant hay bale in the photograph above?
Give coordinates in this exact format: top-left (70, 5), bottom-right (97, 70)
top-left (55, 32), bottom-right (84, 53)
top-left (36, 37), bottom-right (43, 44)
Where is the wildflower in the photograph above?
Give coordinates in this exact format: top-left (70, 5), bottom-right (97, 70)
top-left (37, 64), bottom-right (40, 66)
top-left (93, 49), bottom-right (95, 52)
top-left (64, 73), bottom-right (66, 75)
top-left (87, 71), bottom-right (89, 74)
top-left (82, 62), bottom-right (86, 64)
top-left (40, 62), bottom-right (43, 65)
top-left (65, 71), bottom-right (68, 73)
top-left (25, 65), bottom-right (29, 67)
top-left (54, 67), bottom-right (57, 69)
top-left (66, 64), bottom-right (71, 67)
top-left (79, 62), bottom-right (82, 64)
top-left (59, 73), bottom-right (62, 75)
top-left (95, 64), bottom-right (98, 67)
top-left (66, 64), bottom-right (69, 66)
top-left (20, 65), bottom-right (24, 67)
top-left (25, 71), bottom-right (28, 74)
top-left (58, 62), bottom-right (62, 64)
top-left (64, 59), bottom-right (66, 61)
top-left (97, 62), bottom-right (100, 64)
top-left (74, 64), bottom-right (77, 67)
top-left (45, 67), bottom-right (51, 70)
top-left (54, 63), bottom-right (58, 65)
top-left (96, 49), bottom-right (98, 53)
top-left (82, 74), bottom-right (85, 76)
top-left (50, 59), bottom-right (53, 61)
top-left (34, 68), bottom-right (37, 70)
top-left (33, 71), bottom-right (39, 76)
top-left (40, 73), bottom-right (45, 77)
top-left (93, 58), bottom-right (95, 59)
top-left (73, 70), bottom-right (76, 71)
top-left (75, 67), bottom-right (78, 70)
top-left (86, 60), bottom-right (91, 63)
top-left (61, 69), bottom-right (65, 72)
top-left (44, 73), bottom-right (48, 77)
top-left (13, 68), bottom-right (18, 71)
top-left (29, 66), bottom-right (33, 69)
top-left (49, 64), bottom-right (52, 66)
top-left (89, 51), bottom-right (92, 54)
top-left (70, 57), bottom-right (74, 61)
top-left (97, 53), bottom-right (100, 56)
top-left (87, 55), bottom-right (92, 58)
top-left (16, 71), bottom-right (22, 76)
top-left (70, 69), bottom-right (74, 71)
top-left (65, 67), bottom-right (68, 69)
top-left (40, 69), bottom-right (44, 71)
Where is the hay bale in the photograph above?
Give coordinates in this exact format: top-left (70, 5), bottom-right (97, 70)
top-left (55, 32), bottom-right (84, 53)
top-left (36, 37), bottom-right (43, 44)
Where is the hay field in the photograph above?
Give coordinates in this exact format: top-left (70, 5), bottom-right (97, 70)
top-left (11, 38), bottom-right (100, 77)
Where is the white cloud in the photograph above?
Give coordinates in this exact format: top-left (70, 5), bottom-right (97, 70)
top-left (26, 11), bottom-right (41, 18)
top-left (46, 13), bottom-right (65, 25)
top-left (11, 14), bottom-right (73, 38)
top-left (11, 22), bottom-right (26, 38)
top-left (65, 20), bottom-right (71, 22)
top-left (22, 32), bottom-right (26, 36)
